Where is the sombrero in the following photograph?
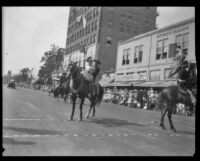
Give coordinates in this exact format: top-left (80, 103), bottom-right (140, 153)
top-left (86, 56), bottom-right (92, 62)
top-left (93, 59), bottom-right (101, 65)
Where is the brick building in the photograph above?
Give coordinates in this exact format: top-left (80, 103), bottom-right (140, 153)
top-left (64, 7), bottom-right (158, 76)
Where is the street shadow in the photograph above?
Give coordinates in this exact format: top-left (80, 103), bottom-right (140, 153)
top-left (3, 126), bottom-right (64, 135)
top-left (85, 117), bottom-right (145, 128)
top-left (3, 138), bottom-right (36, 145)
top-left (175, 130), bottom-right (195, 135)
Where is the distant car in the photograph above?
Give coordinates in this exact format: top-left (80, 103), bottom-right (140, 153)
top-left (7, 81), bottom-right (16, 89)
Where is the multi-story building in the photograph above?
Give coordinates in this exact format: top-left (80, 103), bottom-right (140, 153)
top-left (114, 17), bottom-right (195, 88)
top-left (64, 7), bottom-right (158, 76)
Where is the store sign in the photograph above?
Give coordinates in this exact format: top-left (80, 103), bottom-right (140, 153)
top-left (116, 72), bottom-right (147, 81)
top-left (156, 25), bottom-right (189, 39)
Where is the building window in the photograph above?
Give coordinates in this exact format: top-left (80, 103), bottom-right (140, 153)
top-left (149, 70), bottom-right (160, 81)
top-left (127, 14), bottom-right (132, 20)
top-left (94, 20), bottom-right (98, 30)
top-left (122, 48), bottom-right (130, 65)
top-left (162, 39), bottom-right (168, 59)
top-left (134, 45), bottom-right (143, 64)
top-left (156, 40), bottom-right (162, 60)
top-left (175, 34), bottom-right (182, 50)
top-left (106, 37), bottom-right (112, 45)
top-left (156, 39), bottom-right (168, 60)
top-left (91, 21), bottom-right (94, 32)
top-left (117, 73), bottom-right (124, 75)
top-left (92, 8), bottom-right (96, 18)
top-left (164, 68), bottom-right (177, 80)
top-left (88, 24), bottom-right (91, 34)
top-left (126, 26), bottom-right (131, 33)
top-left (93, 34), bottom-right (96, 43)
top-left (182, 33), bottom-right (189, 55)
top-left (120, 26), bottom-right (125, 33)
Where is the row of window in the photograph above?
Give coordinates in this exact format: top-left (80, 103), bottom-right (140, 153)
top-left (122, 33), bottom-right (189, 65)
top-left (156, 33), bottom-right (189, 60)
top-left (66, 34), bottom-right (97, 54)
top-left (69, 7), bottom-right (99, 25)
top-left (122, 45), bottom-right (143, 65)
top-left (117, 68), bottom-right (177, 81)
top-left (67, 20), bottom-right (98, 45)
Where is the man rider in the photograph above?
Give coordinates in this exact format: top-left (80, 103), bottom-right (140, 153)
top-left (83, 56), bottom-right (101, 97)
top-left (168, 50), bottom-right (190, 94)
top-left (59, 72), bottom-right (68, 89)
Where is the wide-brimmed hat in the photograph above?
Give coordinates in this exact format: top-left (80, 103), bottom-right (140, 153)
top-left (93, 59), bottom-right (101, 65)
top-left (86, 56), bottom-right (92, 62)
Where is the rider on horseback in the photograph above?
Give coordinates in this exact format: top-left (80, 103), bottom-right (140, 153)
top-left (168, 50), bottom-right (190, 95)
top-left (59, 72), bottom-right (68, 89)
top-left (83, 56), bottom-right (101, 97)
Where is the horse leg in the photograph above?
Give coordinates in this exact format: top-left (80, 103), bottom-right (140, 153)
top-left (160, 106), bottom-right (168, 130)
top-left (85, 100), bottom-right (94, 119)
top-left (92, 104), bottom-right (96, 117)
top-left (68, 94), bottom-right (76, 121)
top-left (168, 107), bottom-right (176, 132)
top-left (78, 98), bottom-right (85, 121)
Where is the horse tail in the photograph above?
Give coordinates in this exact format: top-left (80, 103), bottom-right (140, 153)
top-left (96, 84), bottom-right (104, 105)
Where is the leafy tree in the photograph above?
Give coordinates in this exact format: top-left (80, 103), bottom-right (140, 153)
top-left (20, 68), bottom-right (31, 82)
top-left (38, 44), bottom-right (64, 85)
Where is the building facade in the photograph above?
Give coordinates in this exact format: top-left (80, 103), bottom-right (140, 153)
top-left (114, 17), bottom-right (195, 87)
top-left (64, 7), bottom-right (158, 76)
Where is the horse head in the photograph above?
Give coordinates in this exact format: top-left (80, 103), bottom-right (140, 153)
top-left (68, 62), bottom-right (80, 79)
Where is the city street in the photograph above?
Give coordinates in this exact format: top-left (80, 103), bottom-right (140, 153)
top-left (3, 85), bottom-right (195, 156)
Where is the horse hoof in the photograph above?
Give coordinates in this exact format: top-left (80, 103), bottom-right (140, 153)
top-left (160, 125), bottom-right (166, 130)
top-left (78, 118), bottom-right (83, 121)
top-left (85, 115), bottom-right (89, 119)
top-left (170, 128), bottom-right (176, 133)
top-left (68, 117), bottom-right (73, 121)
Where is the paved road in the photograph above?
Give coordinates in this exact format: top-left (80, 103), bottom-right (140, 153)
top-left (2, 85), bottom-right (195, 156)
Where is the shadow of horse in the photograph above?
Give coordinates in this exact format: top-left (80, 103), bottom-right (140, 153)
top-left (175, 130), bottom-right (195, 135)
top-left (85, 117), bottom-right (145, 128)
top-left (3, 138), bottom-right (36, 145)
top-left (4, 126), bottom-right (64, 135)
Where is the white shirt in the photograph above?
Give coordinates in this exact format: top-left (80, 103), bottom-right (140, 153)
top-left (85, 62), bottom-right (92, 72)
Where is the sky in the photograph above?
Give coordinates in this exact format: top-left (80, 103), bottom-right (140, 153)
top-left (2, 7), bottom-right (195, 78)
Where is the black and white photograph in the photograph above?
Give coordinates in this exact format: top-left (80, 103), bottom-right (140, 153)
top-left (2, 6), bottom-right (196, 156)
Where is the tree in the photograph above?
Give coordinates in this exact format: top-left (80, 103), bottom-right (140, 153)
top-left (38, 44), bottom-right (64, 85)
top-left (20, 68), bottom-right (31, 82)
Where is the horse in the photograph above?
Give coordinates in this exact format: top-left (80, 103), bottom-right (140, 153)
top-left (61, 79), bottom-right (71, 103)
top-left (68, 62), bottom-right (104, 121)
top-left (155, 62), bottom-right (197, 132)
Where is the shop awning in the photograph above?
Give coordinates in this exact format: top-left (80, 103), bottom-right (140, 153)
top-left (132, 80), bottom-right (177, 87)
top-left (103, 80), bottom-right (177, 88)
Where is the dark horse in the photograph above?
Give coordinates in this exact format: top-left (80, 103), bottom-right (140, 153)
top-left (68, 62), bottom-right (104, 121)
top-left (156, 62), bottom-right (197, 132)
top-left (53, 80), bottom-right (71, 103)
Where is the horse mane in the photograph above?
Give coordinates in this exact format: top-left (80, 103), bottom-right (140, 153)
top-left (188, 62), bottom-right (197, 90)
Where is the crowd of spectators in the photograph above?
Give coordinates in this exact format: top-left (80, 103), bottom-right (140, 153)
top-left (103, 87), bottom-right (193, 116)
top-left (103, 88), bottom-right (159, 111)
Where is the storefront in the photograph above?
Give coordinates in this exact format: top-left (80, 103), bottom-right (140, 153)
top-left (114, 17), bottom-right (195, 88)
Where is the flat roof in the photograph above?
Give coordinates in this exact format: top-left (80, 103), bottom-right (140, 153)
top-left (119, 17), bottom-right (195, 45)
